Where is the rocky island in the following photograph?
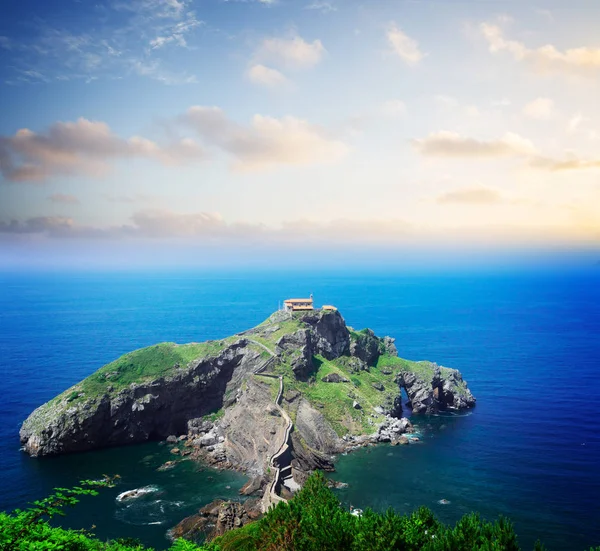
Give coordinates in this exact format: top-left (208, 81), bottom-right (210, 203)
top-left (20, 307), bottom-right (475, 534)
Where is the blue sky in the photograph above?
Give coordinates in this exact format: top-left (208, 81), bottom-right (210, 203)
top-left (1, 0), bottom-right (600, 268)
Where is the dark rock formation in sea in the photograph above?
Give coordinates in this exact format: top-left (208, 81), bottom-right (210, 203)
top-left (398, 364), bottom-right (476, 414)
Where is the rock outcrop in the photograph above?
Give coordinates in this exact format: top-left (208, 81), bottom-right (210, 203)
top-left (398, 364), bottom-right (476, 414)
top-left (169, 497), bottom-right (262, 543)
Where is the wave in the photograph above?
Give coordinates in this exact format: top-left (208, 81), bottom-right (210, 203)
top-left (115, 485), bottom-right (160, 503)
top-left (114, 498), bottom-right (185, 526)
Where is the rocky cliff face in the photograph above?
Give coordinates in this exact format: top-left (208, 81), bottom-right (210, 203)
top-left (20, 339), bottom-right (262, 457)
top-left (398, 364), bottom-right (476, 414)
top-left (274, 310), bottom-right (350, 379)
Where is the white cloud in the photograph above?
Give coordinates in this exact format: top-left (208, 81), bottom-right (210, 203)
top-left (0, 118), bottom-right (204, 183)
top-left (305, 2), bottom-right (337, 13)
top-left (530, 154), bottom-right (600, 172)
top-left (256, 35), bottom-right (326, 69)
top-left (183, 106), bottom-right (348, 170)
top-left (567, 113), bottom-right (585, 134)
top-left (130, 59), bottom-right (197, 85)
top-left (47, 193), bottom-right (80, 205)
top-left (413, 131), bottom-right (537, 158)
top-left (436, 187), bottom-right (504, 205)
top-left (0, 210), bottom-right (415, 244)
top-left (1, 0), bottom-right (204, 84)
top-left (434, 95), bottom-right (480, 117)
top-left (148, 12), bottom-right (203, 50)
top-left (386, 23), bottom-right (424, 66)
top-left (246, 64), bottom-right (289, 87)
top-left (481, 22), bottom-right (600, 76)
top-left (380, 99), bottom-right (407, 117)
top-left (523, 97), bottom-right (555, 120)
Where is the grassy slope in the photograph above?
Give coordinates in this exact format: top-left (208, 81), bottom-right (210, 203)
top-left (55, 340), bottom-right (231, 405)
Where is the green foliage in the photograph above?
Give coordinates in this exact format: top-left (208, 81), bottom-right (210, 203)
top-left (212, 472), bottom-right (572, 551)
top-left (206, 409), bottom-right (225, 423)
top-left (67, 391), bottom-right (80, 402)
top-left (1, 472), bottom-right (598, 551)
top-left (350, 377), bottom-right (361, 387)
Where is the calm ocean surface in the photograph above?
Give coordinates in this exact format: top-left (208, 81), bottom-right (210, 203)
top-left (1, 268), bottom-right (599, 550)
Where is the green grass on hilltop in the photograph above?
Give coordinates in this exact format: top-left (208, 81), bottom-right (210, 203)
top-left (280, 354), bottom-right (401, 436)
top-left (67, 340), bottom-right (228, 401)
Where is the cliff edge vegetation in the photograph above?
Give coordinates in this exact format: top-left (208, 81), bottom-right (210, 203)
top-left (2, 473), bottom-right (596, 551)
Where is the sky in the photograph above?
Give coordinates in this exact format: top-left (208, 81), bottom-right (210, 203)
top-left (1, 0), bottom-right (599, 269)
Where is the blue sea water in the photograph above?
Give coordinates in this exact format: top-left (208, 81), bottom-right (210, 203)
top-left (1, 268), bottom-right (599, 550)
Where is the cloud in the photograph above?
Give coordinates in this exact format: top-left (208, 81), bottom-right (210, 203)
top-left (481, 22), bottom-right (600, 76)
top-left (0, 216), bottom-right (76, 236)
top-left (434, 95), bottom-right (480, 117)
top-left (130, 59), bottom-right (197, 85)
top-left (436, 187), bottom-right (504, 205)
top-left (102, 193), bottom-right (155, 203)
top-left (182, 106), bottom-right (348, 170)
top-left (3, 208), bottom-right (599, 248)
top-left (530, 154), bottom-right (600, 172)
top-left (129, 209), bottom-right (228, 238)
top-left (256, 35), bottom-right (326, 69)
top-left (413, 131), bottom-right (537, 158)
top-left (0, 210), bottom-right (411, 243)
top-left (523, 97), bottom-right (554, 120)
top-left (0, 118), bottom-right (204, 183)
top-left (148, 14), bottom-right (203, 50)
top-left (414, 129), bottom-right (600, 173)
top-left (0, 36), bottom-right (13, 50)
top-left (246, 64), bottom-right (289, 87)
top-left (2, 0), bottom-right (204, 85)
top-left (305, 2), bottom-right (337, 13)
top-left (386, 23), bottom-right (424, 66)
top-left (0, 212), bottom-right (416, 248)
top-left (380, 99), bottom-right (407, 117)
top-left (567, 113), bottom-right (584, 134)
top-left (48, 193), bottom-right (80, 205)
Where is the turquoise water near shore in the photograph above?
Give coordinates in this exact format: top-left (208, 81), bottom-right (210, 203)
top-left (22, 441), bottom-right (248, 545)
top-left (1, 268), bottom-right (599, 550)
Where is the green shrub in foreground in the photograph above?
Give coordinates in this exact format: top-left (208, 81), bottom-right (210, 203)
top-left (2, 472), bottom-right (599, 551)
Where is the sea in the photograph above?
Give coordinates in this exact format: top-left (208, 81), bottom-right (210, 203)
top-left (0, 267), bottom-right (599, 550)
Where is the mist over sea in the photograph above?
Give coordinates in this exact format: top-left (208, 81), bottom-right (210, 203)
top-left (1, 267), bottom-right (599, 550)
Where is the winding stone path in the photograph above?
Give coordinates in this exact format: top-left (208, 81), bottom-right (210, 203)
top-left (249, 340), bottom-right (294, 509)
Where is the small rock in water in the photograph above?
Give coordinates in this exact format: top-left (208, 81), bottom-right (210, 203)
top-left (226, 485), bottom-right (231, 489)
top-left (157, 461), bottom-right (177, 471)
